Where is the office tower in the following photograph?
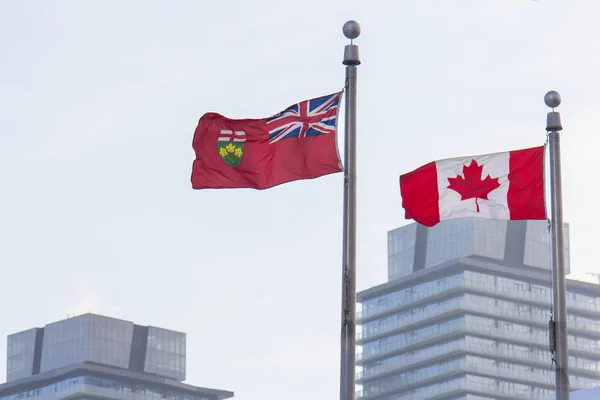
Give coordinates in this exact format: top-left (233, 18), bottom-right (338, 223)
top-left (357, 219), bottom-right (600, 399)
top-left (0, 313), bottom-right (233, 400)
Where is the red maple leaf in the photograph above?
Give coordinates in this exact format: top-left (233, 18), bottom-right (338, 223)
top-left (447, 160), bottom-right (500, 212)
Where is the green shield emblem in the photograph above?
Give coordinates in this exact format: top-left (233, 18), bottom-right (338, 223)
top-left (218, 140), bottom-right (245, 168)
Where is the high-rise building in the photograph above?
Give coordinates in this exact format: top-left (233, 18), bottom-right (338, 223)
top-left (0, 313), bottom-right (233, 400)
top-left (356, 219), bottom-right (600, 400)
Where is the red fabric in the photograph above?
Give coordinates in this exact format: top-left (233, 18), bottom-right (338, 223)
top-left (191, 113), bottom-right (342, 190)
top-left (399, 161), bottom-right (440, 227)
top-left (507, 146), bottom-right (546, 220)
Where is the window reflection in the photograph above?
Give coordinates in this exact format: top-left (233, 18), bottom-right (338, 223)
top-left (359, 357), bottom-right (589, 400)
top-left (524, 221), bottom-right (570, 273)
top-left (144, 327), bottom-right (186, 381)
top-left (360, 273), bottom-right (465, 319)
top-left (39, 314), bottom-right (134, 374)
top-left (426, 219), bottom-right (475, 268)
top-left (7, 329), bottom-right (37, 381)
top-left (360, 271), bottom-right (600, 321)
top-left (387, 224), bottom-right (417, 280)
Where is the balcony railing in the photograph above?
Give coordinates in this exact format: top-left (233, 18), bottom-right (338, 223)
top-left (359, 299), bottom-right (600, 342)
top-left (358, 278), bottom-right (600, 321)
top-left (358, 320), bottom-right (600, 363)
top-left (358, 338), bottom-right (600, 382)
top-left (356, 360), bottom-right (594, 399)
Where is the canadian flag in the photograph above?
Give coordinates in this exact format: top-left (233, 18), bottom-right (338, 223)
top-left (399, 146), bottom-right (546, 227)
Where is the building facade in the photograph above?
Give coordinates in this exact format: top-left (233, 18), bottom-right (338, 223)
top-left (1, 314), bottom-right (232, 400)
top-left (356, 219), bottom-right (600, 400)
top-left (542, 385), bottom-right (600, 400)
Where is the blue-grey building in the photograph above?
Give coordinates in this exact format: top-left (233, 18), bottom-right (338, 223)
top-left (1, 314), bottom-right (232, 400)
top-left (357, 219), bottom-right (600, 400)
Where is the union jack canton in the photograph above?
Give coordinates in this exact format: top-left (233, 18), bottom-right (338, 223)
top-left (266, 92), bottom-right (343, 144)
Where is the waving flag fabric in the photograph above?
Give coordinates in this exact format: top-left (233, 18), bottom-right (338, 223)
top-left (192, 92), bottom-right (343, 190)
top-left (399, 146), bottom-right (546, 226)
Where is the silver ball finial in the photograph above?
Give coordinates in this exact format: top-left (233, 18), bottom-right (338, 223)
top-left (544, 90), bottom-right (561, 109)
top-left (343, 20), bottom-right (361, 40)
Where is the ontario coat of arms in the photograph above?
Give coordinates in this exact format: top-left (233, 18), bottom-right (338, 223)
top-left (218, 129), bottom-right (246, 167)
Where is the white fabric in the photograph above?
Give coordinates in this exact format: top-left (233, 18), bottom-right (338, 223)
top-left (436, 151), bottom-right (510, 221)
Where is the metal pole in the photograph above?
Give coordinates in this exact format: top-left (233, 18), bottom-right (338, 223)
top-left (340, 20), bottom-right (360, 400)
top-left (545, 90), bottom-right (570, 400)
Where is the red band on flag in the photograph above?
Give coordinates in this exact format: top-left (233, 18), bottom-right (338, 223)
top-left (508, 146), bottom-right (546, 220)
top-left (399, 161), bottom-right (440, 227)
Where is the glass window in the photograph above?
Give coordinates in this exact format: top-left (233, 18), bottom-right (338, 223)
top-left (387, 224), bottom-right (417, 280)
top-left (472, 219), bottom-right (506, 260)
top-left (359, 273), bottom-right (465, 320)
top-left (143, 327), bottom-right (186, 381)
top-left (6, 328), bottom-right (38, 382)
top-left (39, 314), bottom-right (134, 374)
top-left (425, 220), bottom-right (472, 268)
top-left (360, 295), bottom-right (465, 340)
top-left (524, 220), bottom-right (570, 273)
top-left (0, 375), bottom-right (215, 400)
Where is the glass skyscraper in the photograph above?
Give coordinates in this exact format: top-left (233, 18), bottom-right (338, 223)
top-left (1, 314), bottom-right (233, 400)
top-left (357, 219), bottom-right (600, 400)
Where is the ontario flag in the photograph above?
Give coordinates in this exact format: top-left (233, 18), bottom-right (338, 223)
top-left (399, 146), bottom-right (546, 227)
top-left (191, 92), bottom-right (343, 190)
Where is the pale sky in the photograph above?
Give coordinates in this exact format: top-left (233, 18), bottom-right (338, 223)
top-left (1, 1), bottom-right (600, 399)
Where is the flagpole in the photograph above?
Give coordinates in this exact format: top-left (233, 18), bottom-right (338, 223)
top-left (545, 90), bottom-right (570, 400)
top-left (340, 20), bottom-right (360, 400)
